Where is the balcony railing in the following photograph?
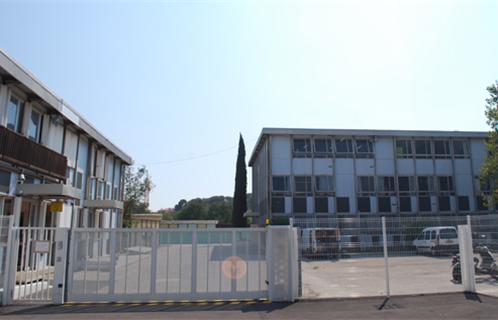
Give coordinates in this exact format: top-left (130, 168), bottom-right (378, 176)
top-left (0, 126), bottom-right (67, 180)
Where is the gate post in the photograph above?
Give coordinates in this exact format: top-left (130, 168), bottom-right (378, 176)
top-left (52, 228), bottom-right (69, 304)
top-left (458, 224), bottom-right (476, 293)
top-left (2, 216), bottom-right (15, 306)
top-left (266, 225), bottom-right (298, 302)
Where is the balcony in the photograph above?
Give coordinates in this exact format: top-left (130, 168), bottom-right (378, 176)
top-left (0, 126), bottom-right (67, 180)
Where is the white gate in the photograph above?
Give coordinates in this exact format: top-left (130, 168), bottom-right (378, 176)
top-left (2, 227), bottom-right (68, 305)
top-left (66, 228), bottom-right (268, 302)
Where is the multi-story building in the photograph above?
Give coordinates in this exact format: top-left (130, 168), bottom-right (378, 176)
top-left (0, 50), bottom-right (132, 228)
top-left (249, 128), bottom-right (492, 226)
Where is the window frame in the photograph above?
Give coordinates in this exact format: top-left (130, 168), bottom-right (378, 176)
top-left (437, 176), bottom-right (454, 194)
top-left (314, 175), bottom-right (334, 194)
top-left (271, 197), bottom-right (286, 213)
top-left (398, 176), bottom-right (415, 194)
top-left (414, 140), bottom-right (432, 159)
top-left (313, 138), bottom-right (333, 158)
top-left (358, 176), bottom-right (375, 195)
top-left (378, 196), bottom-right (392, 213)
top-left (315, 197), bottom-right (329, 213)
top-left (355, 139), bottom-right (374, 158)
top-left (272, 176), bottom-right (291, 193)
top-left (294, 176), bottom-right (312, 194)
top-left (377, 176), bottom-right (395, 194)
top-left (433, 140), bottom-right (451, 159)
top-left (292, 138), bottom-right (312, 158)
top-left (417, 176), bottom-right (435, 193)
top-left (293, 197), bottom-right (307, 214)
top-left (453, 140), bottom-right (470, 158)
top-left (336, 197), bottom-right (350, 213)
top-left (335, 138), bottom-right (354, 158)
top-left (6, 93), bottom-right (23, 132)
top-left (357, 197), bottom-right (371, 213)
top-left (27, 107), bottom-right (42, 142)
top-left (395, 139), bottom-right (413, 158)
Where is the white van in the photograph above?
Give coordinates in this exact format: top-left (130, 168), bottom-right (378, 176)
top-left (412, 227), bottom-right (458, 255)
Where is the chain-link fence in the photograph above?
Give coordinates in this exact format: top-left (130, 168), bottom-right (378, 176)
top-left (293, 214), bottom-right (498, 299)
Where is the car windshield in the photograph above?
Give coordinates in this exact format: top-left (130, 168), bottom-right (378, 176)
top-left (439, 229), bottom-right (457, 239)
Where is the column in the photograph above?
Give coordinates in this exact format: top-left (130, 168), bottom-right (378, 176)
top-left (12, 196), bottom-right (22, 227)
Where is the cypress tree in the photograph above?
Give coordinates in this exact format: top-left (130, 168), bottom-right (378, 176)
top-left (232, 134), bottom-right (248, 227)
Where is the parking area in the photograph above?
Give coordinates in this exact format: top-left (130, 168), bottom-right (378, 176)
top-left (302, 255), bottom-right (498, 299)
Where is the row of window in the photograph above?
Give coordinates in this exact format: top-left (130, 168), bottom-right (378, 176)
top-left (271, 195), bottom-right (489, 214)
top-left (272, 175), bottom-right (455, 194)
top-left (291, 138), bottom-right (470, 159)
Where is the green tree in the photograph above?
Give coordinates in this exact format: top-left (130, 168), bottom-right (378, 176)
top-left (482, 81), bottom-right (498, 203)
top-left (123, 166), bottom-right (153, 227)
top-left (176, 199), bottom-right (208, 220)
top-left (232, 134), bottom-right (248, 227)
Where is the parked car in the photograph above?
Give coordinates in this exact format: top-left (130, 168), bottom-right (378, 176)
top-left (301, 228), bottom-right (340, 258)
top-left (413, 226), bottom-right (458, 255)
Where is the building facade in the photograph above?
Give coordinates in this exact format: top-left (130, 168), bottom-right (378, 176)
top-left (249, 128), bottom-right (492, 226)
top-left (0, 50), bottom-right (132, 228)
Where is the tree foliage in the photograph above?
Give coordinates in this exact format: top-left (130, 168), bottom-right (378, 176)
top-left (123, 166), bottom-right (154, 227)
top-left (481, 81), bottom-right (498, 203)
top-left (232, 134), bottom-right (248, 227)
top-left (173, 196), bottom-right (233, 224)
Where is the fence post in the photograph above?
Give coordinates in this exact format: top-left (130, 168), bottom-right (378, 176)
top-left (381, 216), bottom-right (390, 298)
top-left (53, 228), bottom-right (69, 304)
top-left (458, 225), bottom-right (476, 293)
top-left (2, 216), bottom-right (15, 305)
top-left (191, 230), bottom-right (197, 295)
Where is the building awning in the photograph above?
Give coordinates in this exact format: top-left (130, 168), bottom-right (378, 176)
top-left (16, 183), bottom-right (81, 200)
top-left (82, 199), bottom-right (124, 210)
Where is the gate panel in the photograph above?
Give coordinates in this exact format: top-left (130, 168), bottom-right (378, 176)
top-left (67, 228), bottom-right (268, 302)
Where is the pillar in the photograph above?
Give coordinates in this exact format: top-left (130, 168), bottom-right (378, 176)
top-left (12, 196), bottom-right (22, 227)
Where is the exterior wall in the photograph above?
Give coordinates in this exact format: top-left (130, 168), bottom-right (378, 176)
top-left (251, 131), bottom-right (493, 224)
top-left (251, 137), bottom-right (269, 225)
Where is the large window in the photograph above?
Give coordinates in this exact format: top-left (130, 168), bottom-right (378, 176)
top-left (438, 176), bottom-right (454, 193)
top-left (294, 176), bottom-right (312, 193)
top-left (458, 196), bottom-right (470, 211)
top-left (396, 140), bottom-right (413, 158)
top-left (293, 139), bottom-right (312, 158)
top-left (377, 176), bottom-right (395, 193)
top-left (399, 196), bottom-right (412, 212)
top-left (27, 109), bottom-right (41, 141)
top-left (434, 140), bottom-right (451, 158)
top-left (358, 176), bottom-right (375, 194)
top-left (335, 138), bottom-right (353, 158)
top-left (315, 197), bottom-right (329, 213)
top-left (453, 140), bottom-right (469, 158)
top-left (398, 176), bottom-right (415, 193)
top-left (272, 197), bottom-right (285, 213)
top-left (293, 197), bottom-right (307, 213)
top-left (414, 140), bottom-right (432, 158)
top-left (438, 196), bottom-right (451, 212)
top-left (314, 138), bottom-right (333, 157)
top-left (336, 197), bottom-right (350, 213)
top-left (355, 139), bottom-right (374, 158)
top-left (378, 197), bottom-right (391, 213)
top-left (315, 175), bottom-right (334, 193)
top-left (6, 94), bottom-right (23, 132)
top-left (418, 196), bottom-right (432, 212)
top-left (417, 176), bottom-right (435, 193)
top-left (272, 176), bottom-right (291, 192)
top-left (357, 197), bottom-right (370, 212)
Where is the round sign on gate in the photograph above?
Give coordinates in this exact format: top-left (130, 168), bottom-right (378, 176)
top-left (221, 256), bottom-right (247, 280)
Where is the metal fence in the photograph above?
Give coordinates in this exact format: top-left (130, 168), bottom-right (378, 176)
top-left (67, 228), bottom-right (268, 302)
top-left (293, 214), bottom-right (498, 299)
top-left (0, 216), bottom-right (12, 302)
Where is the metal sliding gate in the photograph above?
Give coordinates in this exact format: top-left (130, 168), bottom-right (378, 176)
top-left (66, 228), bottom-right (269, 302)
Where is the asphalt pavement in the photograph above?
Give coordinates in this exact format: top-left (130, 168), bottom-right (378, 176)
top-left (1, 293), bottom-right (498, 319)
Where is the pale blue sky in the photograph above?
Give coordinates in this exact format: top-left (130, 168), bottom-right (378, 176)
top-left (1, 0), bottom-right (497, 210)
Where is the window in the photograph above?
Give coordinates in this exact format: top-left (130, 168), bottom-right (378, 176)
top-left (434, 140), bottom-right (450, 158)
top-left (315, 197), bottom-right (329, 213)
top-left (27, 109), bottom-right (41, 141)
top-left (6, 95), bottom-right (23, 132)
top-left (294, 176), bottom-right (312, 193)
top-left (358, 176), bottom-right (375, 194)
top-left (336, 197), bottom-right (350, 213)
top-left (424, 231), bottom-right (430, 240)
top-left (66, 167), bottom-right (75, 186)
top-left (355, 139), bottom-right (374, 158)
top-left (0, 171), bottom-right (10, 193)
top-left (396, 140), bottom-right (413, 158)
top-left (398, 176), bottom-right (415, 193)
top-left (315, 175), bottom-right (334, 193)
top-left (418, 176), bottom-right (435, 193)
top-left (399, 196), bottom-right (412, 212)
top-left (476, 196), bottom-right (488, 211)
top-left (357, 197), bottom-right (370, 212)
top-left (458, 196), bottom-right (470, 211)
top-left (335, 138), bottom-right (353, 157)
top-left (272, 176), bottom-right (290, 192)
top-left (453, 140), bottom-right (469, 158)
top-left (438, 176), bottom-right (454, 193)
top-left (440, 229), bottom-right (457, 239)
top-left (418, 196), bottom-right (432, 212)
top-left (414, 140), bottom-right (432, 158)
top-left (272, 197), bottom-right (285, 213)
top-left (431, 230), bottom-right (437, 240)
top-left (75, 171), bottom-right (83, 189)
top-left (314, 138), bottom-right (333, 157)
top-left (377, 176), bottom-right (395, 193)
top-left (293, 197), bottom-right (307, 213)
top-left (438, 196), bottom-right (451, 212)
top-left (293, 139), bottom-right (311, 158)
top-left (378, 197), bottom-right (391, 213)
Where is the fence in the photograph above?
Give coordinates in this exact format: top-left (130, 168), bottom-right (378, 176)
top-left (66, 228), bottom-right (269, 302)
top-left (0, 216), bottom-right (12, 304)
top-left (294, 214), bottom-right (498, 299)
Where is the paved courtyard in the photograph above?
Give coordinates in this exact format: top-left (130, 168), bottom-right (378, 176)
top-left (302, 255), bottom-right (498, 298)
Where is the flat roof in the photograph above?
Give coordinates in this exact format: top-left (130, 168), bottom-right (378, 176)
top-left (249, 127), bottom-right (488, 166)
top-left (0, 49), bottom-right (132, 164)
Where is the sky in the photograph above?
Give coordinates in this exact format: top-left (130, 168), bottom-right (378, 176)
top-left (0, 0), bottom-right (497, 210)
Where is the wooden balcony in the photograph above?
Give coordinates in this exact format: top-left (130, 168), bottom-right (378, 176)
top-left (0, 126), bottom-right (67, 180)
